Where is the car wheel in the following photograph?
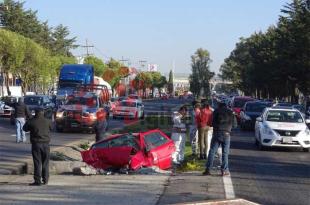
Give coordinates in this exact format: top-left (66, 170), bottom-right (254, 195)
top-left (56, 125), bottom-right (63, 133)
top-left (10, 118), bottom-right (15, 125)
top-left (240, 123), bottom-right (244, 130)
top-left (141, 111), bottom-right (145, 119)
top-left (255, 138), bottom-right (259, 146)
top-left (303, 148), bottom-right (310, 152)
top-left (258, 133), bottom-right (265, 151)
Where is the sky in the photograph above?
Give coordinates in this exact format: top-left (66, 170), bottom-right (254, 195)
top-left (23, 0), bottom-right (288, 74)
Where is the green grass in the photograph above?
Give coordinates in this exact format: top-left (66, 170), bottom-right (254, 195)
top-left (178, 142), bottom-right (206, 172)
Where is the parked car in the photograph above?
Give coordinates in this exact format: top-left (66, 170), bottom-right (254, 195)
top-left (273, 102), bottom-right (292, 107)
top-left (240, 101), bottom-right (272, 130)
top-left (254, 107), bottom-right (310, 152)
top-left (161, 93), bottom-right (168, 100)
top-left (81, 129), bottom-right (175, 170)
top-left (113, 99), bottom-right (144, 119)
top-left (0, 100), bottom-right (14, 118)
top-left (55, 92), bottom-right (107, 132)
top-left (23, 95), bottom-right (54, 119)
top-left (128, 94), bottom-right (142, 102)
top-left (230, 96), bottom-right (255, 122)
top-left (1, 96), bottom-right (20, 124)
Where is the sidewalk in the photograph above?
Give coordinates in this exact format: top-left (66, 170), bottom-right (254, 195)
top-left (157, 172), bottom-right (225, 205)
top-left (0, 174), bottom-right (168, 205)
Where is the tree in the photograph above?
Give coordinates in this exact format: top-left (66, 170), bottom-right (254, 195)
top-left (84, 56), bottom-right (106, 76)
top-left (51, 24), bottom-right (77, 56)
top-left (106, 58), bottom-right (123, 70)
top-left (219, 0), bottom-right (310, 102)
top-left (0, 0), bottom-right (77, 57)
top-left (189, 48), bottom-right (214, 98)
top-left (133, 72), bottom-right (153, 98)
top-left (167, 70), bottom-right (174, 94)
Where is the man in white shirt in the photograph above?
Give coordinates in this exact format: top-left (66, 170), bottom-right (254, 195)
top-left (171, 106), bottom-right (187, 165)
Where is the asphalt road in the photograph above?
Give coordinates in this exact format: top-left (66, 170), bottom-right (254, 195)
top-left (230, 129), bottom-right (310, 205)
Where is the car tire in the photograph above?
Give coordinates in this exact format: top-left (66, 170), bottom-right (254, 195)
top-left (255, 138), bottom-right (259, 146)
top-left (303, 148), bottom-right (310, 152)
top-left (56, 126), bottom-right (63, 133)
top-left (258, 133), bottom-right (265, 151)
top-left (141, 111), bottom-right (145, 119)
top-left (240, 123), bottom-right (244, 130)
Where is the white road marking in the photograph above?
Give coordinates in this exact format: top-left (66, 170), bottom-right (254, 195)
top-left (223, 174), bottom-right (235, 199)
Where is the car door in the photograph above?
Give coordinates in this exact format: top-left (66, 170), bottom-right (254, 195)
top-left (141, 130), bottom-right (175, 170)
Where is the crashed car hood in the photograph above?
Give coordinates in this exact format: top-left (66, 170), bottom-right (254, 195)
top-left (265, 121), bottom-right (306, 131)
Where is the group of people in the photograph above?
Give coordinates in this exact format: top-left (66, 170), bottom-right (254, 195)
top-left (171, 99), bottom-right (236, 176)
top-left (13, 97), bottom-right (52, 186)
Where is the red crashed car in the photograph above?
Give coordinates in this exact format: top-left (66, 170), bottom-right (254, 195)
top-left (81, 129), bottom-right (175, 171)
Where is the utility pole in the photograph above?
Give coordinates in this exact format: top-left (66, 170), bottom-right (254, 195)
top-left (139, 60), bottom-right (147, 71)
top-left (119, 56), bottom-right (130, 67)
top-left (81, 39), bottom-right (94, 57)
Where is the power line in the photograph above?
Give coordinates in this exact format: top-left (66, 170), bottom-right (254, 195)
top-left (80, 39), bottom-right (94, 56)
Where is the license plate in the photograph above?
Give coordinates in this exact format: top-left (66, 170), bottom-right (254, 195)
top-left (71, 123), bottom-right (79, 128)
top-left (282, 137), bottom-right (293, 143)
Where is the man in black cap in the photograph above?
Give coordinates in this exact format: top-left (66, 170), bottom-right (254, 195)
top-left (23, 108), bottom-right (52, 186)
top-left (203, 101), bottom-right (236, 176)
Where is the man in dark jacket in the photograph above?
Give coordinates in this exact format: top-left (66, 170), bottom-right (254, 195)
top-left (203, 101), bottom-right (236, 176)
top-left (14, 97), bottom-right (31, 143)
top-left (23, 108), bottom-right (52, 186)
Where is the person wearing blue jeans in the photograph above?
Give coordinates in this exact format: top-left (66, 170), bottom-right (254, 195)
top-left (16, 117), bottom-right (26, 143)
top-left (203, 102), bottom-right (236, 176)
top-left (205, 131), bottom-right (230, 175)
top-left (14, 97), bottom-right (31, 143)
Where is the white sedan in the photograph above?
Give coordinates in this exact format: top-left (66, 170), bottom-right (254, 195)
top-left (255, 107), bottom-right (310, 152)
top-left (113, 100), bottom-right (144, 119)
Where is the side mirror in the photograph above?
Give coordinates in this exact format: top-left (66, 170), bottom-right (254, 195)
top-left (256, 117), bottom-right (263, 122)
top-left (305, 119), bottom-right (310, 124)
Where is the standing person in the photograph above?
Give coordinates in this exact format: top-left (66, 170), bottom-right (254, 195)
top-left (189, 101), bottom-right (201, 157)
top-left (23, 108), bottom-right (52, 186)
top-left (203, 102), bottom-right (236, 176)
top-left (95, 109), bottom-right (107, 142)
top-left (14, 97), bottom-right (31, 143)
top-left (197, 101), bottom-right (213, 159)
top-left (171, 106), bottom-right (187, 165)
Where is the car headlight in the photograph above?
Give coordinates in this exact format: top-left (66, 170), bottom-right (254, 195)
top-left (56, 111), bottom-right (64, 118)
top-left (304, 128), bottom-right (310, 135)
top-left (263, 125), bottom-right (275, 135)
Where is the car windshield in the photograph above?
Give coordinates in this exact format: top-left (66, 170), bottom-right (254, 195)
top-left (234, 99), bottom-right (252, 108)
top-left (266, 110), bottom-right (303, 123)
top-left (24, 97), bottom-right (43, 106)
top-left (66, 96), bottom-right (98, 108)
top-left (58, 80), bottom-right (82, 88)
top-left (246, 103), bottom-right (267, 112)
top-left (92, 134), bottom-right (140, 150)
top-left (120, 101), bottom-right (137, 107)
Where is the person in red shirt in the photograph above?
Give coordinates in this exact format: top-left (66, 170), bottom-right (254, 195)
top-left (198, 101), bottom-right (213, 159)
